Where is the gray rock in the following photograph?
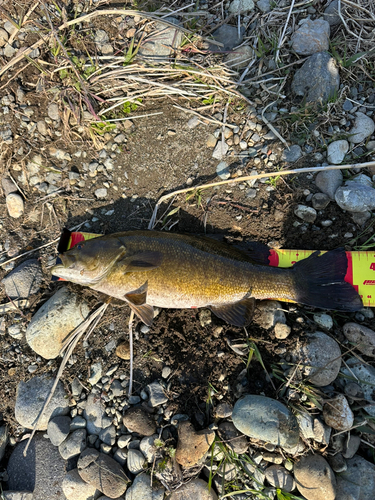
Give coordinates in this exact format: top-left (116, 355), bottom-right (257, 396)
top-left (323, 394), bottom-right (353, 430)
top-left (292, 52), bottom-right (340, 103)
top-left (313, 312), bottom-right (333, 330)
top-left (216, 161), bottom-right (230, 180)
top-left (348, 112), bottom-right (375, 144)
top-left (352, 210), bottom-right (371, 226)
top-left (88, 362), bottom-right (102, 386)
top-left (47, 416), bottom-right (71, 446)
top-left (256, 300), bottom-right (286, 329)
top-left (257, 0), bottom-right (271, 13)
top-left (218, 422), bottom-right (248, 454)
top-left (2, 176), bottom-right (17, 195)
top-left (94, 30), bottom-right (108, 45)
top-left (123, 407), bottom-right (156, 436)
top-left (0, 27), bottom-right (8, 46)
top-left (127, 449), bottom-right (146, 474)
top-left (62, 468), bottom-right (97, 500)
top-left (70, 416), bottom-right (86, 431)
top-left (343, 322), bottom-right (375, 357)
top-left (147, 381), bottom-right (168, 407)
top-left (335, 476), bottom-right (360, 500)
top-left (294, 204), bottom-right (317, 223)
top-left (47, 103), bottom-right (59, 121)
top-left (327, 140), bottom-right (349, 164)
top-left (77, 448), bottom-right (130, 498)
top-left (71, 378), bottom-right (83, 398)
top-left (2, 493), bottom-right (33, 500)
top-left (225, 45), bottom-right (254, 70)
top-left (315, 168), bottom-right (343, 199)
top-left (4, 20), bottom-right (17, 35)
top-left (4, 43), bottom-right (16, 57)
top-left (290, 331), bottom-right (341, 386)
top-left (113, 448), bottom-right (127, 467)
top-left (341, 358), bottom-right (375, 416)
top-left (83, 394), bottom-right (112, 435)
top-left (170, 478), bottom-right (218, 500)
top-left (229, 0), bottom-right (254, 13)
top-left (215, 402), bottom-right (233, 419)
top-left (0, 424), bottom-right (8, 461)
top-left (36, 120), bottom-right (47, 135)
top-left (59, 429), bottom-right (86, 459)
top-left (342, 434), bottom-right (361, 459)
top-left (95, 188), bottom-right (107, 199)
top-left (125, 472), bottom-right (164, 500)
top-left (6, 193), bottom-right (24, 218)
top-left (311, 192), bottom-right (330, 210)
top-left (138, 17), bottom-right (182, 62)
top-left (99, 425), bottom-right (116, 446)
top-left (2, 259), bottom-right (43, 299)
top-left (7, 433), bottom-right (67, 500)
top-left (15, 376), bottom-right (69, 430)
top-left (294, 454), bottom-right (336, 500)
top-left (282, 144), bottom-right (302, 163)
top-left (211, 24), bottom-right (245, 51)
top-left (292, 18), bottom-right (330, 56)
top-left (274, 323), bottom-right (291, 339)
top-left (324, 0), bottom-right (342, 26)
top-left (232, 395), bottom-right (299, 450)
top-left (26, 287), bottom-right (90, 359)
top-left (139, 434), bottom-right (158, 462)
top-left (212, 141), bottom-right (228, 160)
top-left (335, 181), bottom-right (375, 213)
top-left (265, 464), bottom-right (295, 492)
top-left (341, 455), bottom-right (375, 500)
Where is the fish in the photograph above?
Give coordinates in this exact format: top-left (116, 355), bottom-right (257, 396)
top-left (51, 230), bottom-right (363, 327)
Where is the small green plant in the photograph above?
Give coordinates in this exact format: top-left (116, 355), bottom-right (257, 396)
top-left (186, 188), bottom-right (203, 208)
top-left (254, 33), bottom-right (278, 58)
top-left (89, 121), bottom-right (116, 136)
top-left (329, 40), bottom-right (368, 68)
top-left (122, 98), bottom-right (142, 114)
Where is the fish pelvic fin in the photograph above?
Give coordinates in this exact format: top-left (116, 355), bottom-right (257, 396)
top-left (210, 297), bottom-right (256, 327)
top-left (129, 303), bottom-right (154, 326)
top-left (293, 248), bottom-right (363, 311)
top-left (125, 281), bottom-right (148, 306)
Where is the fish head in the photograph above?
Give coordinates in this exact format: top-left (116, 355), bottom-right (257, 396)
top-left (52, 236), bottom-right (126, 285)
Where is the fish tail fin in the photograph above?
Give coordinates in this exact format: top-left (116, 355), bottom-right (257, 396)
top-left (292, 248), bottom-right (362, 311)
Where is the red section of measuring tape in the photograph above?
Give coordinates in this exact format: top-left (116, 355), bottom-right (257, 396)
top-left (268, 249), bottom-right (279, 267)
top-left (344, 251), bottom-right (355, 288)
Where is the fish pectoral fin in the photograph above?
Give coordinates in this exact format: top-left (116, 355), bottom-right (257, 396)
top-left (122, 251), bottom-right (163, 273)
top-left (210, 297), bottom-right (255, 327)
top-left (129, 303), bottom-right (154, 326)
top-left (125, 281), bottom-right (148, 305)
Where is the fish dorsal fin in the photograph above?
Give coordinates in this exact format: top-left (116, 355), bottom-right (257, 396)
top-left (125, 281), bottom-right (148, 305)
top-left (210, 297), bottom-right (256, 327)
top-left (123, 251), bottom-right (163, 273)
top-left (129, 303), bottom-right (154, 326)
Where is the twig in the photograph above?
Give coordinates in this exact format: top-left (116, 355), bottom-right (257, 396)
top-left (275, 0), bottom-right (296, 63)
top-left (128, 310), bottom-right (135, 397)
top-left (173, 105), bottom-right (237, 128)
top-left (261, 99), bottom-right (288, 148)
top-left (103, 112), bottom-right (164, 123)
top-left (148, 160), bottom-right (375, 229)
top-left (8, 1), bottom-right (41, 44)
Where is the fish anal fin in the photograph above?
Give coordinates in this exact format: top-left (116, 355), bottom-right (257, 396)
top-left (129, 303), bottom-right (154, 326)
top-left (125, 281), bottom-right (148, 306)
top-left (123, 251), bottom-right (163, 273)
top-left (210, 297), bottom-right (255, 327)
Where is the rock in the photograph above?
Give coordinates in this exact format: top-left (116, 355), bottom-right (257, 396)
top-left (292, 52), bottom-right (340, 103)
top-left (123, 407), bottom-right (156, 436)
top-left (95, 188), bottom-right (108, 199)
top-left (225, 45), bottom-right (254, 69)
top-left (47, 416), bottom-right (71, 446)
top-left (2, 259), bottom-right (43, 299)
top-left (341, 358), bottom-right (375, 416)
top-left (341, 455), bottom-right (375, 500)
top-left (265, 464), bottom-right (295, 492)
top-left (116, 342), bottom-right (130, 360)
top-left (218, 422), bottom-right (248, 454)
top-left (175, 421), bottom-right (215, 467)
top-left (348, 112), bottom-right (375, 144)
top-left (342, 434), bottom-right (361, 459)
top-left (294, 454), bottom-right (336, 500)
top-left (2, 176), bottom-right (17, 195)
top-left (7, 433), bottom-right (67, 500)
top-left (47, 103), bottom-right (59, 121)
top-left (147, 381), bottom-right (168, 407)
top-left (212, 141), bottom-right (228, 159)
top-left (125, 472), bottom-right (164, 500)
top-left (15, 376), bottom-right (69, 430)
top-left (329, 453), bottom-right (347, 473)
top-left (256, 300), bottom-right (286, 329)
top-left (84, 394), bottom-right (112, 435)
top-left (282, 145), bottom-right (302, 163)
top-left (335, 181), bottom-right (375, 213)
top-left (138, 17), bottom-right (182, 62)
top-left (274, 323), bottom-right (291, 339)
top-left (290, 331), bottom-right (341, 386)
top-left (257, 0), bottom-right (271, 13)
top-left (59, 429), bottom-right (87, 459)
top-left (215, 402), bottom-right (233, 419)
top-left (127, 449), bottom-right (146, 474)
top-left (37, 120), bottom-right (47, 135)
top-left (313, 312), bottom-right (333, 330)
top-left (211, 24), bottom-right (245, 51)
top-left (88, 362), bottom-right (102, 386)
top-left (232, 395), bottom-right (299, 450)
top-left (0, 424), bottom-right (8, 462)
top-left (229, 0), bottom-right (255, 13)
top-left (139, 434), bottom-right (158, 462)
top-left (324, 0), bottom-right (341, 26)
top-left (78, 448), bottom-right (129, 498)
top-left (26, 287), bottom-right (90, 359)
top-left (170, 478), bottom-right (218, 500)
top-left (323, 394), bottom-right (354, 430)
top-left (216, 161), bottom-right (230, 180)
top-left (294, 204), bottom-right (317, 223)
top-left (62, 468), bottom-right (97, 500)
top-left (343, 322), bottom-right (375, 357)
top-left (0, 27), bottom-right (8, 46)
top-left (335, 476), bottom-right (360, 500)
top-left (4, 43), bottom-right (16, 57)
top-left (291, 19), bottom-right (330, 55)
top-left (352, 210), bottom-right (371, 226)
top-left (2, 493), bottom-right (33, 500)
top-left (327, 140), bottom-right (349, 164)
top-left (315, 169), bottom-right (343, 199)
top-left (6, 193), bottom-right (24, 218)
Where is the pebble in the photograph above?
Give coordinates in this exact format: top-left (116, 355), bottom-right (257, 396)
top-left (341, 455), bottom-right (375, 500)
top-left (229, 0), bottom-right (254, 13)
top-left (294, 205), bottom-right (317, 223)
top-left (315, 169), bottom-right (343, 199)
top-left (342, 358), bottom-right (375, 416)
top-left (290, 331), bottom-right (342, 386)
top-left (0, 27), bottom-right (8, 46)
top-left (291, 19), bottom-right (330, 56)
top-left (95, 188), bottom-right (108, 199)
top-left (256, 300), bottom-right (286, 329)
top-left (294, 454), bottom-right (336, 500)
top-left (123, 407), bottom-right (156, 436)
top-left (127, 449), bottom-right (146, 474)
top-left (138, 17), bottom-right (182, 62)
top-left (312, 192), bottom-right (331, 210)
top-left (348, 112), bottom-right (375, 144)
top-left (47, 416), bottom-right (71, 446)
top-left (232, 395), bottom-right (299, 450)
top-left (125, 472), bottom-right (164, 500)
top-left (292, 52), bottom-right (339, 103)
top-left (4, 44), bottom-right (16, 58)
top-left (83, 394), bottom-right (112, 435)
top-left (70, 416), bottom-right (86, 431)
top-left (324, 0), bottom-right (341, 26)
top-left (265, 464), bottom-right (295, 492)
top-left (59, 429), bottom-right (86, 460)
top-left (26, 288), bottom-right (90, 359)
top-left (37, 120), bottom-right (47, 135)
top-left (199, 309), bottom-right (212, 327)
top-left (2, 259), bottom-right (43, 299)
top-left (323, 394), bottom-right (353, 430)
top-left (175, 421), bottom-right (215, 467)
top-left (212, 141), bottom-right (228, 160)
top-left (216, 161), bottom-right (230, 180)
top-left (99, 425), bottom-right (116, 446)
top-left (47, 103), bottom-right (59, 121)
top-left (257, 0), bottom-right (271, 13)
top-left (0, 425), bottom-right (8, 462)
top-left (327, 140), bottom-right (349, 164)
top-left (170, 478), bottom-right (218, 500)
top-left (139, 434), bottom-right (158, 462)
top-left (274, 323), bottom-right (291, 339)
top-left (6, 193), bottom-right (24, 219)
top-left (343, 322), bottom-right (375, 357)
top-left (313, 313), bottom-right (333, 330)
top-left (342, 434), bottom-right (361, 459)
top-left (147, 381), bottom-right (168, 407)
top-left (335, 181), bottom-right (375, 213)
top-left (77, 448), bottom-right (129, 498)
top-left (115, 341), bottom-right (131, 360)
top-left (225, 45), bottom-right (254, 70)
top-left (218, 422), bottom-right (248, 454)
top-left (210, 24), bottom-right (245, 51)
top-left (215, 402), bottom-right (233, 419)
top-left (162, 366), bottom-right (172, 378)
top-left (88, 362), bottom-right (102, 386)
top-left (117, 434), bottom-right (132, 449)
top-left (329, 453), bottom-right (347, 473)
top-left (15, 376), bottom-right (69, 430)
top-left (282, 145), bottom-right (302, 163)
top-left (206, 134), bottom-right (217, 148)
top-left (62, 468), bottom-right (97, 500)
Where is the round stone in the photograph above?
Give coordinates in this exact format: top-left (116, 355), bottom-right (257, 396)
top-left (323, 394), bottom-right (354, 431)
top-left (265, 464), bottom-right (295, 492)
top-left (343, 322), bottom-right (375, 357)
top-left (294, 454), bottom-right (336, 500)
top-left (123, 407), bottom-right (157, 436)
top-left (6, 193), bottom-right (24, 218)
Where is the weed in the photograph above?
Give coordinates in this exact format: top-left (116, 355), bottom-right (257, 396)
top-left (186, 188), bottom-right (203, 208)
top-left (329, 40), bottom-right (368, 69)
top-left (255, 33), bottom-right (278, 59)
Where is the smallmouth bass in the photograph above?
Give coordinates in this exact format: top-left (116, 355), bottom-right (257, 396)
top-left (52, 230), bottom-right (363, 327)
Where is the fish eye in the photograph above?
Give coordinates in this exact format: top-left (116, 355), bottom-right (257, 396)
top-left (76, 243), bottom-right (83, 250)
